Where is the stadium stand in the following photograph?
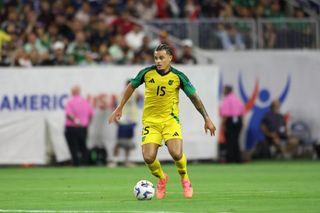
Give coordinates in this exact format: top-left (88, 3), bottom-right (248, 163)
top-left (0, 0), bottom-right (319, 67)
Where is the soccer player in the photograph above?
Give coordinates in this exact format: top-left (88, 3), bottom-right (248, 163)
top-left (108, 43), bottom-right (216, 199)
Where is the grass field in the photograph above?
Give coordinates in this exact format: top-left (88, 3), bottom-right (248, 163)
top-left (0, 161), bottom-right (319, 213)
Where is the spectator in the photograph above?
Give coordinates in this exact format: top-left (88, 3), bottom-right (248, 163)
top-left (96, 43), bottom-right (112, 64)
top-left (125, 0), bottom-right (139, 18)
top-left (37, 0), bottom-right (54, 27)
top-left (100, 52), bottom-right (114, 65)
top-left (125, 24), bottom-right (146, 51)
top-left (48, 41), bottom-right (68, 66)
top-left (89, 20), bottom-right (111, 52)
top-left (109, 34), bottom-right (134, 64)
top-left (13, 48), bottom-right (32, 67)
top-left (99, 4), bottom-right (117, 26)
top-left (75, 2), bottom-right (91, 25)
top-left (133, 35), bottom-right (154, 65)
top-left (29, 49), bottom-right (41, 66)
top-left (47, 24), bottom-right (61, 45)
top-left (64, 4), bottom-right (76, 21)
top-left (23, 10), bottom-right (38, 35)
top-left (1, 5), bottom-right (19, 30)
top-left (66, 31), bottom-right (90, 65)
top-left (110, 10), bottom-right (135, 36)
top-left (0, 0), bottom-right (303, 66)
top-left (254, 4), bottom-right (265, 19)
top-left (64, 85), bottom-right (94, 166)
top-left (220, 85), bottom-right (245, 163)
top-left (200, 0), bottom-right (223, 17)
top-left (217, 24), bottom-right (245, 50)
top-left (35, 24), bottom-right (51, 50)
top-left (155, 0), bottom-right (180, 18)
top-left (0, 26), bottom-right (14, 66)
top-left (136, 0), bottom-right (157, 21)
top-left (263, 23), bottom-right (276, 49)
top-left (23, 32), bottom-right (48, 58)
top-left (259, 0), bottom-right (272, 17)
top-left (183, 0), bottom-right (200, 20)
top-left (109, 80), bottom-right (141, 167)
top-left (219, 2), bottom-right (234, 18)
top-left (55, 13), bottom-right (73, 41)
top-left (270, 1), bottom-right (285, 18)
top-left (80, 51), bottom-right (98, 66)
top-left (261, 100), bottom-right (299, 159)
top-left (177, 39), bottom-right (197, 64)
top-left (150, 30), bottom-right (177, 61)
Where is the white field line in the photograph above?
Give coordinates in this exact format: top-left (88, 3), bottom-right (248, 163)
top-left (61, 191), bottom-right (212, 194)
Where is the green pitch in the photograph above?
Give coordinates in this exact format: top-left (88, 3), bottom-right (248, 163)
top-left (0, 161), bottom-right (319, 213)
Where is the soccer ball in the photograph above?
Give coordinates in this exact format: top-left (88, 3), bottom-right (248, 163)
top-left (133, 180), bottom-right (155, 200)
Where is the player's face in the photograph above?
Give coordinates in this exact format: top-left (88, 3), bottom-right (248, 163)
top-left (154, 50), bottom-right (172, 72)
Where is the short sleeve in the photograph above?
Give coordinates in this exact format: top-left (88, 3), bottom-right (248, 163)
top-left (130, 66), bottom-right (152, 88)
top-left (172, 68), bottom-right (196, 97)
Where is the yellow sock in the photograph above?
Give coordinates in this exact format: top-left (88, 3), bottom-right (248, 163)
top-left (175, 153), bottom-right (189, 181)
top-left (146, 159), bottom-right (165, 180)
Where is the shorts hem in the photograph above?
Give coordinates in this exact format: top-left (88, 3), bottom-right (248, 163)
top-left (141, 141), bottom-right (163, 146)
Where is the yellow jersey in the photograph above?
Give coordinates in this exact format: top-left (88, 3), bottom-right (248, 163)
top-left (131, 65), bottom-right (196, 123)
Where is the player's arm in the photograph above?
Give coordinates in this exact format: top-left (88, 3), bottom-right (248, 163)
top-left (108, 83), bottom-right (135, 124)
top-left (65, 101), bottom-right (81, 126)
top-left (189, 93), bottom-right (216, 136)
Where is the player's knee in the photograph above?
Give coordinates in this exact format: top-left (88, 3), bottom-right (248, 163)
top-left (171, 151), bottom-right (182, 161)
top-left (143, 153), bottom-right (156, 164)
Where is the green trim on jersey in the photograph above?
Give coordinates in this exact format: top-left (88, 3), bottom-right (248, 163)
top-left (131, 65), bottom-right (156, 88)
top-left (130, 65), bottom-right (196, 123)
top-left (170, 112), bottom-right (180, 124)
top-left (171, 67), bottom-right (196, 97)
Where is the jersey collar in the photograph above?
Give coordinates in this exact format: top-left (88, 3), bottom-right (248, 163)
top-left (156, 66), bottom-right (172, 76)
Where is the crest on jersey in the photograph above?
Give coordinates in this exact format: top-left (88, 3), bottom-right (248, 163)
top-left (168, 80), bottom-right (174, 85)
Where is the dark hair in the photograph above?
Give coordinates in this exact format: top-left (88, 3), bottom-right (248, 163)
top-left (155, 43), bottom-right (173, 56)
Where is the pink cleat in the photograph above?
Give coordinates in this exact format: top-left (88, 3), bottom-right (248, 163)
top-left (182, 179), bottom-right (193, 198)
top-left (156, 174), bottom-right (169, 199)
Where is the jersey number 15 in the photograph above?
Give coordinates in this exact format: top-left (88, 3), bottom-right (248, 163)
top-left (156, 86), bottom-right (166, 96)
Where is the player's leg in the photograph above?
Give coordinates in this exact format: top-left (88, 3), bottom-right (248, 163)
top-left (163, 119), bottom-right (189, 181)
top-left (166, 139), bottom-right (188, 180)
top-left (164, 117), bottom-right (192, 198)
top-left (142, 143), bottom-right (164, 178)
top-left (142, 143), bottom-right (168, 199)
top-left (166, 139), bottom-right (193, 198)
top-left (142, 122), bottom-right (168, 198)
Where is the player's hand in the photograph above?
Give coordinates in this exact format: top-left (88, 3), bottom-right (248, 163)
top-left (204, 118), bottom-right (216, 136)
top-left (108, 107), bottom-right (122, 124)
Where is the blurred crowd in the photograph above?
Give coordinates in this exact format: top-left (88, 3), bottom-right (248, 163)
top-left (0, 0), bottom-right (310, 66)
